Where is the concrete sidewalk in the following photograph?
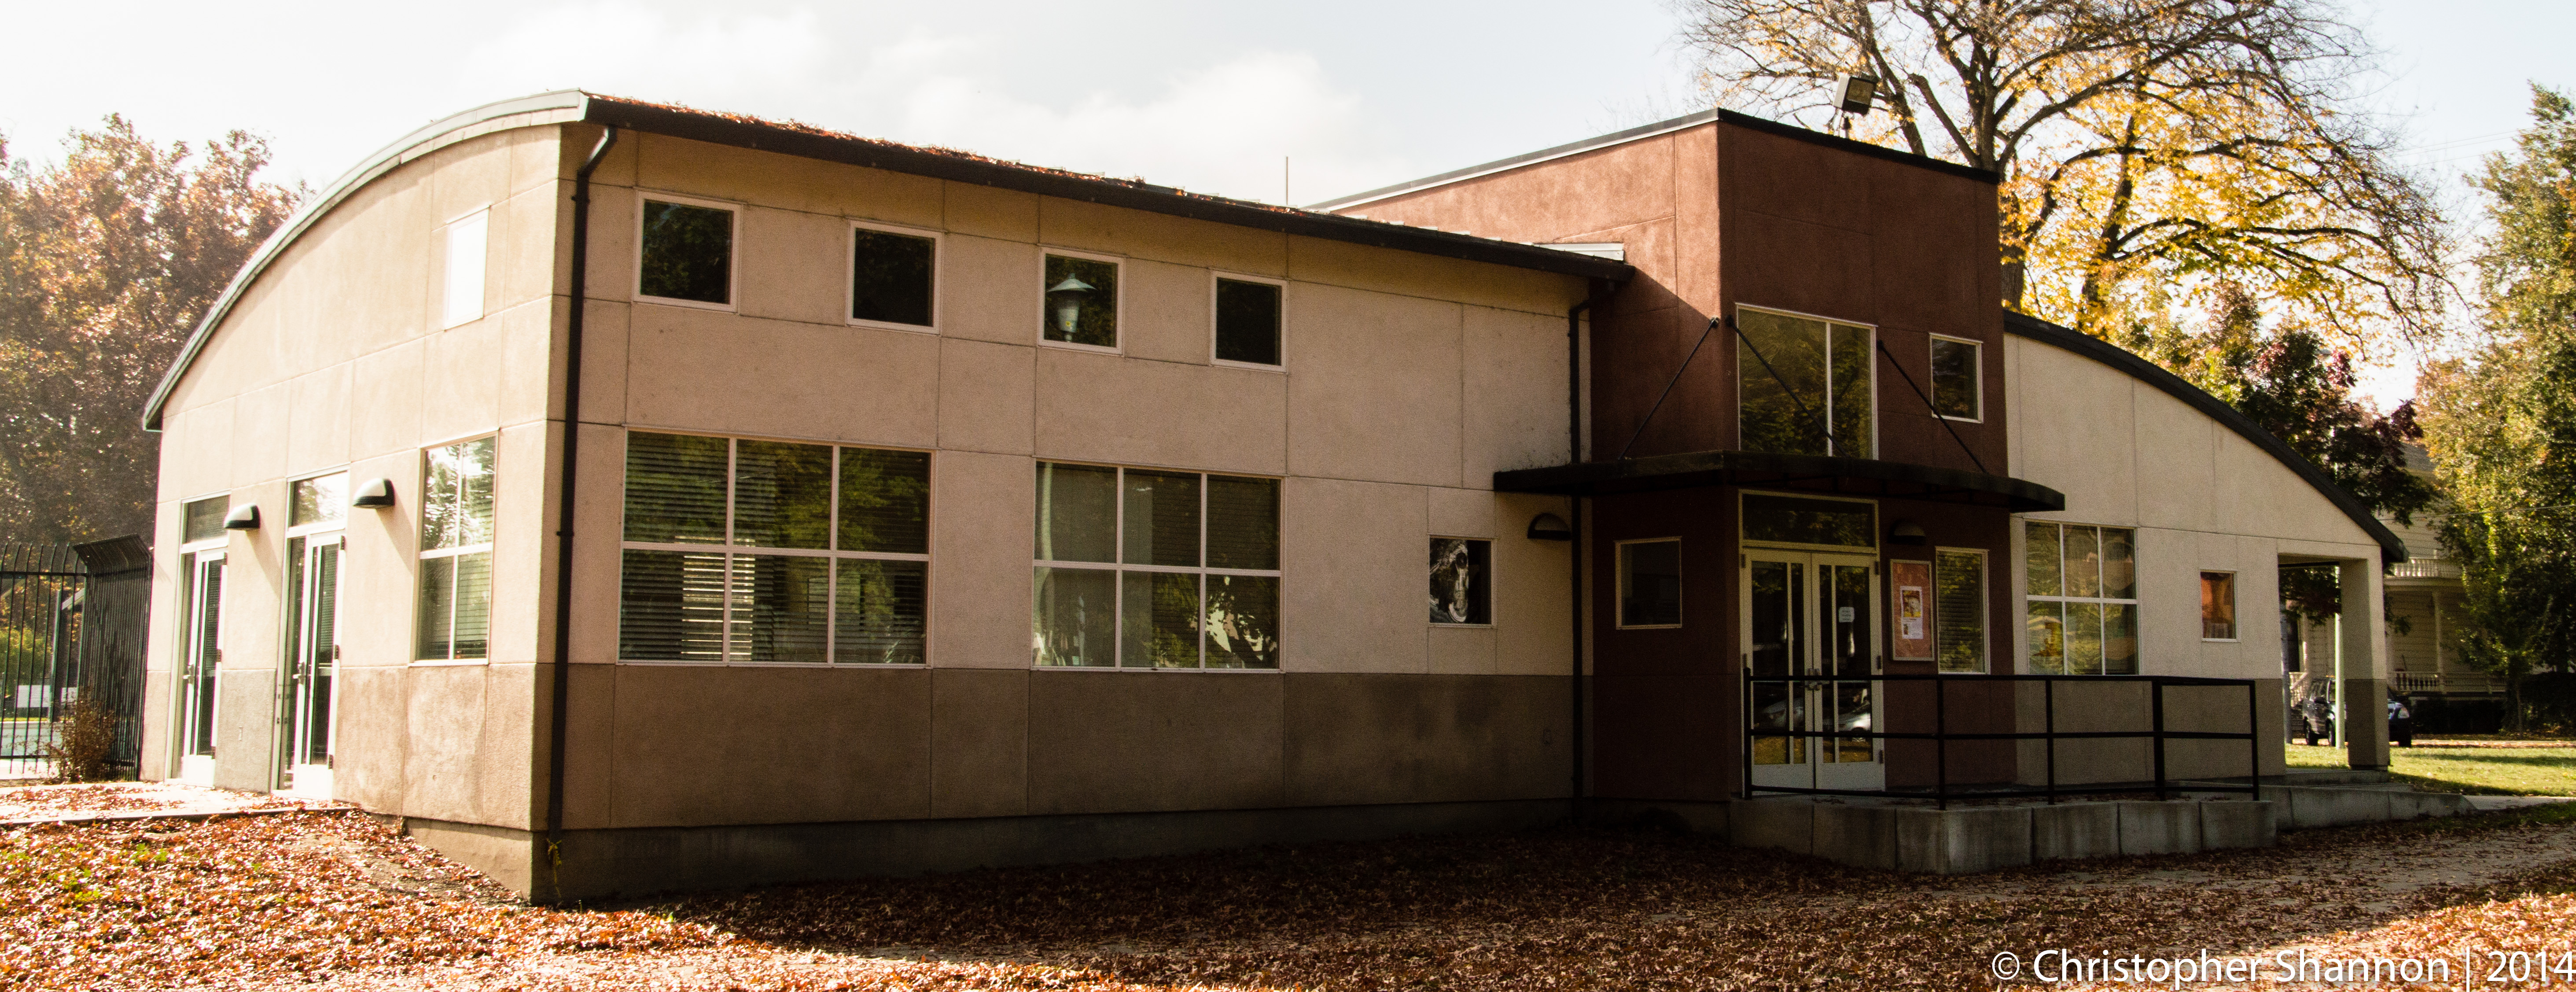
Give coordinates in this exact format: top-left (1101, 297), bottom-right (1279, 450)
top-left (0, 781), bottom-right (350, 825)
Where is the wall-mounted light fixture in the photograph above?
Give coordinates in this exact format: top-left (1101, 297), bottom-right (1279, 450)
top-left (352, 478), bottom-right (397, 509)
top-left (1839, 74), bottom-right (1880, 115)
top-left (1045, 277), bottom-right (1094, 338)
top-left (1527, 512), bottom-right (1574, 541)
top-left (222, 504), bottom-right (261, 531)
top-left (1888, 520), bottom-right (1926, 546)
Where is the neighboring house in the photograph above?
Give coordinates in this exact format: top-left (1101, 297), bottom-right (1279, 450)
top-left (137, 92), bottom-right (2406, 900)
top-left (2288, 443), bottom-right (2492, 733)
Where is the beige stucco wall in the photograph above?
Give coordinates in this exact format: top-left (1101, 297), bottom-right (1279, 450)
top-left (141, 123), bottom-right (569, 830)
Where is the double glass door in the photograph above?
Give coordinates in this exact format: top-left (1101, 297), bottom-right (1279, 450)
top-left (177, 552), bottom-right (224, 785)
top-left (283, 533), bottom-right (340, 797)
top-left (1744, 550), bottom-right (1883, 791)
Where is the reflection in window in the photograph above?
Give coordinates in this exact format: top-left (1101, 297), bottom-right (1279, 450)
top-left (417, 438), bottom-right (496, 660)
top-left (618, 431), bottom-right (928, 664)
top-left (1033, 462), bottom-right (1279, 668)
top-left (291, 473), bottom-right (347, 529)
top-left (2201, 572), bottom-right (2237, 640)
top-left (1737, 307), bottom-right (1872, 458)
top-left (1042, 254), bottom-right (1119, 347)
top-left (2024, 522), bottom-right (2138, 674)
top-left (1429, 538), bottom-right (1491, 624)
top-left (1935, 548), bottom-right (1986, 673)
top-left (1617, 539), bottom-right (1682, 627)
top-left (639, 200), bottom-right (734, 305)
top-left (1930, 336), bottom-right (1980, 420)
top-left (1742, 494), bottom-right (1876, 548)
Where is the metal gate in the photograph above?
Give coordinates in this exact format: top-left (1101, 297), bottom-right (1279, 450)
top-left (0, 537), bottom-right (150, 779)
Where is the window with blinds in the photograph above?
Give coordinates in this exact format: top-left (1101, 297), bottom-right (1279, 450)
top-left (1933, 548), bottom-right (1986, 673)
top-left (1032, 462), bottom-right (1280, 668)
top-left (417, 437), bottom-right (496, 661)
top-left (618, 431), bottom-right (929, 664)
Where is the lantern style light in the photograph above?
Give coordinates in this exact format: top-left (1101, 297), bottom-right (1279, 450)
top-left (1046, 277), bottom-right (1094, 338)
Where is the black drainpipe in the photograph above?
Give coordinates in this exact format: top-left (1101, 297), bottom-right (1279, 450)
top-left (1566, 295), bottom-right (1590, 822)
top-left (545, 124), bottom-right (618, 902)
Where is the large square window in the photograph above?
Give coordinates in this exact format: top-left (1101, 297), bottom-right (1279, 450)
top-left (1737, 307), bottom-right (1872, 458)
top-left (639, 199), bottom-right (734, 306)
top-left (1215, 277), bottom-right (1283, 367)
top-left (1930, 336), bottom-right (1980, 420)
top-left (851, 224), bottom-right (936, 329)
top-left (2024, 522), bottom-right (2138, 674)
top-left (1429, 538), bottom-right (1492, 625)
top-left (1042, 254), bottom-right (1119, 348)
top-left (618, 431), bottom-right (929, 664)
top-left (1033, 462), bottom-right (1279, 668)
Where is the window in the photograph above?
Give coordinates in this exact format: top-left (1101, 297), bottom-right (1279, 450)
top-left (850, 222), bottom-right (936, 330)
top-left (1929, 335), bottom-right (1980, 420)
top-left (1742, 493), bottom-right (1875, 548)
top-left (1429, 538), bottom-right (1491, 624)
top-left (183, 495), bottom-right (229, 545)
top-left (1737, 306), bottom-right (1872, 458)
top-left (1214, 276), bottom-right (1283, 367)
top-left (417, 438), bottom-right (496, 662)
top-left (618, 432), bottom-right (929, 664)
top-left (1032, 463), bottom-right (1279, 668)
top-left (2201, 572), bottom-right (2238, 640)
top-left (291, 473), bottom-right (346, 529)
top-left (442, 210), bottom-right (488, 328)
top-left (1934, 548), bottom-right (1986, 673)
top-left (2024, 522), bottom-right (2138, 674)
top-left (1041, 253), bottom-right (1119, 348)
top-left (638, 197), bottom-right (734, 306)
top-left (1616, 539), bottom-right (1682, 627)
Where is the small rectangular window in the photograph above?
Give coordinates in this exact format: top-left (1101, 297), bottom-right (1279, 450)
top-left (442, 210), bottom-right (489, 328)
top-left (639, 198), bottom-right (734, 306)
top-left (417, 438), bottom-right (497, 661)
top-left (183, 496), bottom-right (230, 545)
top-left (1929, 336), bottom-right (1980, 420)
top-left (850, 224), bottom-right (936, 329)
top-left (1042, 253), bottom-right (1119, 348)
top-left (618, 432), bottom-right (931, 664)
top-left (1934, 548), bottom-right (1986, 673)
top-left (1214, 277), bottom-right (1283, 367)
top-left (1616, 539), bottom-right (1682, 627)
top-left (1742, 494), bottom-right (1875, 548)
top-left (290, 473), bottom-right (347, 529)
top-left (1032, 462), bottom-right (1280, 668)
top-left (1429, 538), bottom-right (1492, 625)
top-left (2201, 572), bottom-right (2238, 640)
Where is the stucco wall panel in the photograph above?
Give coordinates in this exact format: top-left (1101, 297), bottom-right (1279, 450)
top-left (930, 450), bottom-right (1037, 669)
top-left (162, 401), bottom-right (236, 502)
top-left (930, 668), bottom-right (1029, 818)
top-left (624, 307), bottom-right (939, 447)
top-left (286, 365), bottom-right (353, 476)
top-left (331, 664), bottom-right (408, 811)
top-left (579, 184), bottom-right (638, 302)
top-left (488, 423), bottom-right (550, 664)
top-left (1024, 671), bottom-right (1284, 815)
top-left (1465, 304), bottom-right (1573, 479)
top-left (1427, 627), bottom-right (1495, 675)
top-left (607, 666), bottom-right (933, 828)
top-left (1285, 235), bottom-right (1578, 318)
top-left (1493, 494), bottom-right (1575, 677)
top-left (736, 206), bottom-right (846, 327)
top-left (568, 423), bottom-right (628, 667)
top-left (1040, 198), bottom-right (1288, 277)
top-left (1428, 487), bottom-right (1496, 539)
top-left (418, 320), bottom-right (511, 445)
top-left (402, 664), bottom-right (496, 824)
top-left (2128, 387), bottom-right (2221, 534)
top-left (2008, 343), bottom-right (2137, 523)
top-left (942, 182), bottom-right (1040, 243)
top-left (1115, 258), bottom-right (1217, 366)
top-left (1032, 349), bottom-right (1287, 475)
top-left (230, 384), bottom-right (291, 489)
top-left (493, 182), bottom-right (566, 316)
top-left (348, 341), bottom-right (427, 461)
top-left (1287, 284), bottom-right (1462, 486)
top-left (1282, 674), bottom-right (1568, 805)
top-left (937, 234), bottom-right (1040, 346)
top-left (337, 451), bottom-right (417, 669)
top-left (1282, 477), bottom-right (1426, 674)
top-left (935, 339), bottom-right (1035, 455)
top-left (1353, 136), bottom-right (1679, 242)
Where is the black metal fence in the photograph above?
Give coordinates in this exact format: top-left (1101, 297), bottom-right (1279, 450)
top-left (0, 537), bottom-right (150, 778)
top-left (1743, 672), bottom-right (2263, 808)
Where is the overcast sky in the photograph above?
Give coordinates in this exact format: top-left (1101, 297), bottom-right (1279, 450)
top-left (7, 0), bottom-right (2567, 404)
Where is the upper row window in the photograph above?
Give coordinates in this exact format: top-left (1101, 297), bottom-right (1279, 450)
top-left (1737, 306), bottom-right (1873, 459)
top-left (634, 196), bottom-right (1284, 366)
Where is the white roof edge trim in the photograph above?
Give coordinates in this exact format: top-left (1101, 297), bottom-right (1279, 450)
top-left (143, 89), bottom-right (593, 431)
top-left (1541, 243), bottom-right (1626, 262)
top-left (1307, 110), bottom-right (1721, 213)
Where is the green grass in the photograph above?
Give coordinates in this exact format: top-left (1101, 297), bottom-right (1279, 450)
top-left (2287, 739), bottom-right (2576, 795)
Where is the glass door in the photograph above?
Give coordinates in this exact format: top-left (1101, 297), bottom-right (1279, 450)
top-left (283, 533), bottom-right (340, 798)
top-left (1745, 550), bottom-right (1882, 791)
top-left (177, 551), bottom-right (224, 786)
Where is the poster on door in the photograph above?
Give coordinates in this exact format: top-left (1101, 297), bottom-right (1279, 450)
top-left (1890, 559), bottom-right (1932, 660)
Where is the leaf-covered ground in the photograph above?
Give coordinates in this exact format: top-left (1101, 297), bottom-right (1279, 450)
top-left (6, 800), bottom-right (2576, 990)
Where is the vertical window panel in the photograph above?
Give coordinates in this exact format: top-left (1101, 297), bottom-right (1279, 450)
top-left (1033, 567), bottom-right (1116, 667)
top-left (640, 200), bottom-right (733, 305)
top-left (1122, 571), bottom-right (1202, 668)
top-left (2026, 600), bottom-right (2065, 674)
top-left (423, 439), bottom-right (496, 551)
top-left (618, 549), bottom-right (729, 661)
top-left (1122, 470), bottom-right (1202, 567)
top-left (2200, 572), bottom-right (2237, 640)
top-left (2102, 529), bottom-right (2138, 599)
top-left (2104, 603), bottom-right (2141, 674)
top-left (1205, 475), bottom-right (1280, 570)
top-left (835, 559), bottom-right (927, 664)
top-left (1215, 278), bottom-right (1282, 366)
top-left (850, 227), bottom-right (935, 327)
top-left (1041, 254), bottom-right (1119, 347)
top-left (2065, 602), bottom-right (2104, 675)
top-left (1828, 322), bottom-right (1874, 459)
top-left (184, 497), bottom-right (229, 545)
top-left (1737, 309), bottom-right (1829, 456)
top-left (1428, 538), bottom-right (1492, 624)
top-left (443, 210), bottom-right (488, 327)
top-left (1929, 337), bottom-right (1980, 420)
top-left (449, 552), bottom-right (492, 660)
top-left (1934, 549), bottom-right (1986, 674)
top-left (732, 440), bottom-right (833, 550)
top-left (2024, 522), bottom-right (2062, 597)
top-left (740, 555), bottom-right (830, 663)
top-left (1204, 575), bottom-right (1279, 669)
top-left (416, 556), bottom-right (456, 660)
top-left (1034, 463), bottom-right (1117, 564)
top-left (624, 432), bottom-right (729, 544)
top-left (2064, 526), bottom-right (2102, 597)
top-left (839, 449), bottom-right (930, 554)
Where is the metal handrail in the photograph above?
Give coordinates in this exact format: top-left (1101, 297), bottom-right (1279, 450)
top-left (1741, 672), bottom-right (2263, 809)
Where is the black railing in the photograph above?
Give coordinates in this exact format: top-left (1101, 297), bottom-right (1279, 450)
top-left (1, 538), bottom-right (150, 775)
top-left (1741, 672), bottom-right (2263, 809)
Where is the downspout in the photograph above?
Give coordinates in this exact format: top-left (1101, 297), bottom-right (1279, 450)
top-left (1567, 296), bottom-right (1590, 822)
top-left (545, 124), bottom-right (618, 902)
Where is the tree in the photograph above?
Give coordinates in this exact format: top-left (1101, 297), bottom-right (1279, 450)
top-left (2418, 85), bottom-right (2576, 729)
top-left (0, 117), bottom-right (299, 545)
top-left (1673, 0), bottom-right (2447, 353)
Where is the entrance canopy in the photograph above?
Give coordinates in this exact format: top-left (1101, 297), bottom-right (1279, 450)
top-left (1493, 450), bottom-right (2065, 513)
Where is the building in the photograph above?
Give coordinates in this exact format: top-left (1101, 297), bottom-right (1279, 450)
top-left (139, 92), bottom-right (2403, 899)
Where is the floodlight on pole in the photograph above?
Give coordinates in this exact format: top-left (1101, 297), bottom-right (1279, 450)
top-left (1839, 74), bottom-right (1880, 115)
